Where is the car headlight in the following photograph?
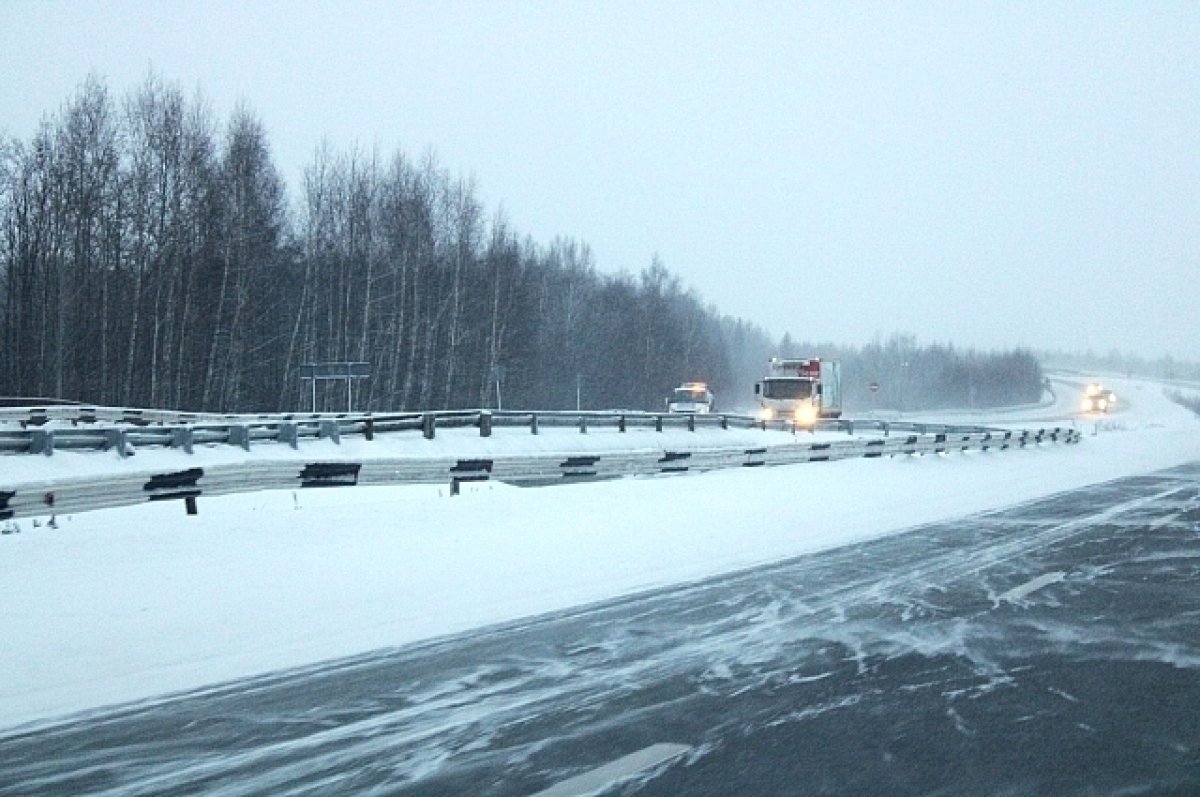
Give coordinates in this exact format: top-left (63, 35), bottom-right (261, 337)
top-left (758, 407), bottom-right (775, 422)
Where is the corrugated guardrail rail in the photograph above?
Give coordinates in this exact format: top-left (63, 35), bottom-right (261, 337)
top-left (0, 405), bottom-right (1081, 521)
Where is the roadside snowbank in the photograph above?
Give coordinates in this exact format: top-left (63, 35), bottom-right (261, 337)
top-left (0, 376), bottom-right (1196, 732)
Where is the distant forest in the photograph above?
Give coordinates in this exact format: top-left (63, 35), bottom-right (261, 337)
top-left (1, 76), bottom-right (1043, 414)
top-left (1039, 349), bottom-right (1200, 383)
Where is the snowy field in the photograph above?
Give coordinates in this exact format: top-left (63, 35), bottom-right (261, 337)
top-left (1, 375), bottom-right (1197, 733)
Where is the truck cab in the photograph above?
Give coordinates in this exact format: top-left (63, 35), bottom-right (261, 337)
top-left (755, 358), bottom-right (842, 425)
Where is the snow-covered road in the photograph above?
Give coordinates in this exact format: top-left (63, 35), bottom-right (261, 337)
top-left (1, 376), bottom-right (1197, 732)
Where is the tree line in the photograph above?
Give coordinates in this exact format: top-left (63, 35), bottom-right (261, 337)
top-left (1039, 349), bottom-right (1200, 383)
top-left (1, 75), bottom-right (1042, 414)
top-left (779, 334), bottom-right (1045, 412)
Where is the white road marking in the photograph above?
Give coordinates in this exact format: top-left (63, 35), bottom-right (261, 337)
top-left (528, 743), bottom-right (691, 797)
top-left (997, 571), bottom-right (1067, 604)
top-left (1149, 512), bottom-right (1181, 530)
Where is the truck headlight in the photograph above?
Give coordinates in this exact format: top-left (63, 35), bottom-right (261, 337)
top-left (758, 407), bottom-right (775, 422)
top-left (794, 406), bottom-right (817, 425)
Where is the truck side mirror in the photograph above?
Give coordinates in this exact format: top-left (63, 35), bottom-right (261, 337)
top-left (754, 384), bottom-right (760, 395)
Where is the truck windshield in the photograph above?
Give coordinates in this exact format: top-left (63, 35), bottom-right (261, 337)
top-left (762, 378), bottom-right (812, 400)
top-left (673, 389), bottom-right (708, 402)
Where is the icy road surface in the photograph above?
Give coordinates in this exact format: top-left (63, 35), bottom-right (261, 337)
top-left (3, 462), bottom-right (1198, 795)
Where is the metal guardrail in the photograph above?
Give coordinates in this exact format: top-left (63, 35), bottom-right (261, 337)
top-left (0, 403), bottom-right (366, 427)
top-left (0, 405), bottom-right (1005, 457)
top-left (0, 423), bottom-right (1082, 521)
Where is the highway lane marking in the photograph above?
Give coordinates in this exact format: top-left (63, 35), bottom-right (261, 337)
top-left (528, 743), bottom-right (690, 797)
top-left (997, 571), bottom-right (1066, 604)
top-left (1149, 512), bottom-right (1181, 530)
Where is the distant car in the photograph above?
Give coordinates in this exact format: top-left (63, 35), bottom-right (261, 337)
top-left (1082, 382), bottom-right (1116, 413)
top-left (667, 382), bottom-right (714, 414)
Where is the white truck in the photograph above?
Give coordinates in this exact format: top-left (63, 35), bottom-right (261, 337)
top-left (667, 382), bottom-right (714, 414)
top-left (754, 357), bottom-right (842, 424)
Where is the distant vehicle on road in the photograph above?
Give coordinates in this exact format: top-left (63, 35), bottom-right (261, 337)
top-left (1082, 382), bottom-right (1116, 413)
top-left (667, 382), bottom-right (714, 414)
top-left (754, 357), bottom-right (842, 425)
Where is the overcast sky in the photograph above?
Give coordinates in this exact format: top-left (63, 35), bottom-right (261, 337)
top-left (2, 1), bottom-right (1197, 360)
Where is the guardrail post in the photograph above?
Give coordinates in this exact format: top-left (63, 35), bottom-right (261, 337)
top-left (171, 427), bottom-right (194, 454)
top-left (105, 428), bottom-right (128, 457)
top-left (530, 413), bottom-right (539, 435)
top-left (229, 425), bottom-right (251, 451)
top-left (655, 415), bottom-right (663, 433)
top-left (185, 496), bottom-right (198, 515)
top-left (364, 418), bottom-right (374, 441)
top-left (30, 429), bottom-right (53, 456)
top-left (422, 414), bottom-right (436, 440)
top-left (278, 422), bottom-right (298, 449)
top-left (687, 415), bottom-right (695, 432)
top-left (579, 416), bottom-right (588, 434)
top-left (720, 415), bottom-right (728, 430)
top-left (479, 411), bottom-right (492, 437)
top-left (319, 419), bottom-right (340, 444)
top-left (618, 415), bottom-right (626, 433)
top-left (450, 477), bottom-right (460, 496)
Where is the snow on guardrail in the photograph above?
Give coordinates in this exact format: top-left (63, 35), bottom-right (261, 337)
top-left (0, 405), bottom-right (1081, 520)
top-left (0, 406), bottom-right (1008, 457)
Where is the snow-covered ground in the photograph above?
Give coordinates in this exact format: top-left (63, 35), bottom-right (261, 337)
top-left (1, 375), bottom-right (1197, 733)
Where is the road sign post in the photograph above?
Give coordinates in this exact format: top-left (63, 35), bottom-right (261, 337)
top-left (299, 362), bottom-right (371, 412)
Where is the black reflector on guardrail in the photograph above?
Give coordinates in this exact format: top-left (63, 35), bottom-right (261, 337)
top-left (451, 459), bottom-right (493, 482)
top-left (143, 468), bottom-right (204, 501)
top-left (808, 442), bottom-right (831, 462)
top-left (658, 451), bottom-right (691, 473)
top-left (300, 462), bottom-right (361, 488)
top-left (561, 455), bottom-right (600, 478)
top-left (743, 447), bottom-right (767, 467)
